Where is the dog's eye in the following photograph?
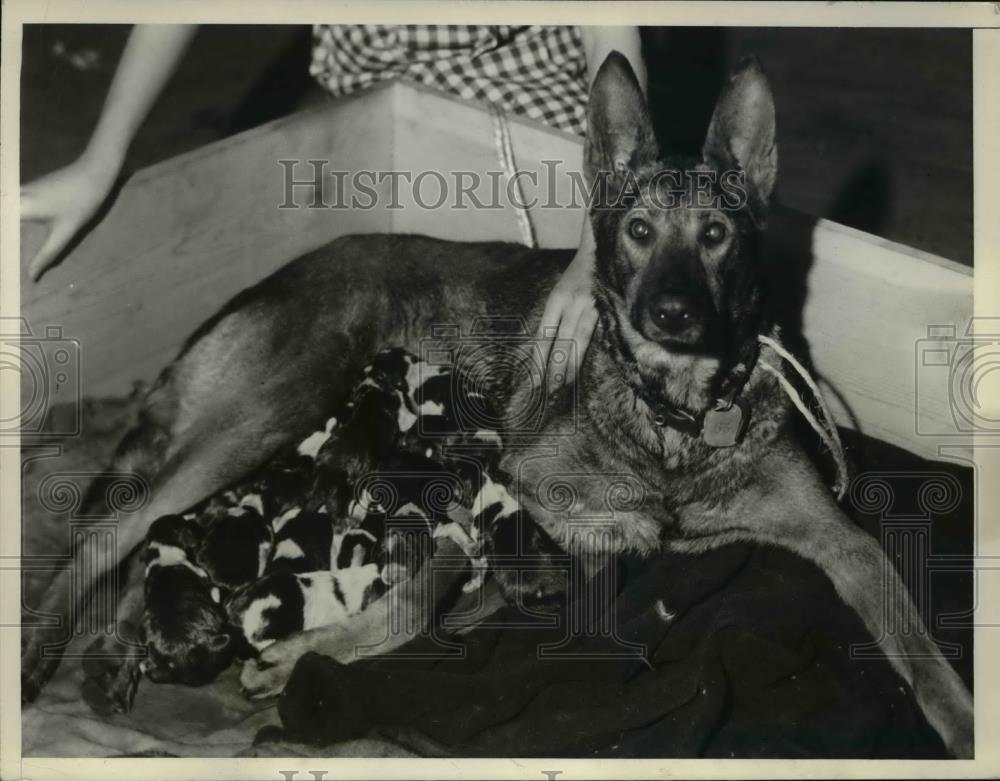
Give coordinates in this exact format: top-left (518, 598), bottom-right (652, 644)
top-left (702, 222), bottom-right (728, 246)
top-left (628, 218), bottom-right (651, 241)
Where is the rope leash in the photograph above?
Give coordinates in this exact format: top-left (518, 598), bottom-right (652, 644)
top-left (489, 103), bottom-right (537, 249)
top-left (757, 334), bottom-right (849, 500)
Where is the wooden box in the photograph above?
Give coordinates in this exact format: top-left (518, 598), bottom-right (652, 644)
top-left (20, 80), bottom-right (973, 462)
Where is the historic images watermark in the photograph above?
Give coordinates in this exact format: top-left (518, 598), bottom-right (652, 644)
top-left (1, 317), bottom-right (81, 439)
top-left (915, 317), bottom-right (1000, 437)
top-left (277, 158), bottom-right (750, 213)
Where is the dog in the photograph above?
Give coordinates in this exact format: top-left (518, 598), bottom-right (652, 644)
top-left (21, 53), bottom-right (973, 757)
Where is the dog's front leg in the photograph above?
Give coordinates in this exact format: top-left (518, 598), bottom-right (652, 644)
top-left (735, 450), bottom-right (974, 758)
top-left (795, 517), bottom-right (974, 758)
top-left (240, 538), bottom-right (467, 699)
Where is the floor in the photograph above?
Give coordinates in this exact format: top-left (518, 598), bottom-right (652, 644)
top-left (21, 25), bottom-right (972, 265)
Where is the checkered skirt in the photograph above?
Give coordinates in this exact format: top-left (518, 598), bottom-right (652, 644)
top-left (311, 25), bottom-right (588, 135)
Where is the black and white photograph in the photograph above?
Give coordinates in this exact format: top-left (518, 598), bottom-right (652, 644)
top-left (3, 2), bottom-right (999, 777)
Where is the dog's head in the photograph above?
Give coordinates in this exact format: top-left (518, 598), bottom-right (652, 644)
top-left (586, 53), bottom-right (777, 412)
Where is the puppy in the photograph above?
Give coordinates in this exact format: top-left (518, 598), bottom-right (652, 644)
top-left (140, 515), bottom-right (236, 685)
top-left (194, 495), bottom-right (273, 595)
top-left (267, 508), bottom-right (336, 574)
top-left (228, 565), bottom-right (384, 653)
top-left (473, 475), bottom-right (566, 603)
top-left (346, 450), bottom-right (476, 583)
top-left (312, 350), bottom-right (416, 491)
top-left (255, 415), bottom-right (338, 517)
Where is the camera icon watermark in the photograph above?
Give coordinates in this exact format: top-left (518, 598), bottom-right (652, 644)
top-left (915, 317), bottom-right (1000, 436)
top-left (0, 317), bottom-right (81, 438)
top-left (418, 316), bottom-right (578, 438)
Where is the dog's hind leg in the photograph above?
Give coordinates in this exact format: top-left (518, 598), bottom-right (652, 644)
top-left (21, 392), bottom-right (312, 702)
top-left (79, 549), bottom-right (147, 716)
top-left (22, 314), bottom-right (357, 701)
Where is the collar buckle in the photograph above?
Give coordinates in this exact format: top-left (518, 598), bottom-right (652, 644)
top-left (650, 403), bottom-right (702, 437)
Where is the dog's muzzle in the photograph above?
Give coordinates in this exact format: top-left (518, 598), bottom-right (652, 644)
top-left (640, 289), bottom-right (712, 348)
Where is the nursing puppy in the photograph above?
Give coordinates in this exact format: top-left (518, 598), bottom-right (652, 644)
top-left (139, 515), bottom-right (236, 685)
top-left (267, 508), bottom-right (336, 575)
top-left (193, 495), bottom-right (273, 595)
top-left (228, 565), bottom-right (384, 653)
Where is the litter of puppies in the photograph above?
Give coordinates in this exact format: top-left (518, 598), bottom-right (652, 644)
top-left (133, 346), bottom-right (564, 690)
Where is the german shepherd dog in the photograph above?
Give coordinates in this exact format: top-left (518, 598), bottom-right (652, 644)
top-left (22, 54), bottom-right (973, 757)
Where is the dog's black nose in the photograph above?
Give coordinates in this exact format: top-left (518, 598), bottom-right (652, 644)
top-left (648, 292), bottom-right (697, 336)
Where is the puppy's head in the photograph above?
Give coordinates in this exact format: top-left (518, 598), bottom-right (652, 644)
top-left (141, 568), bottom-right (237, 686)
top-left (585, 53), bottom-right (777, 411)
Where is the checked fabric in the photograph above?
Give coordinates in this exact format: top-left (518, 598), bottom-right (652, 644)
top-left (311, 25), bottom-right (589, 136)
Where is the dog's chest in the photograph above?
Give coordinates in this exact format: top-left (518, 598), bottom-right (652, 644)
top-left (503, 440), bottom-right (666, 557)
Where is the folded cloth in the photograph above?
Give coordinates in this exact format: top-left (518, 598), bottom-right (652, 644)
top-left (274, 542), bottom-right (948, 758)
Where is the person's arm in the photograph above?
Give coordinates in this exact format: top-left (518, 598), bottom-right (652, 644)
top-left (538, 27), bottom-right (646, 388)
top-left (21, 24), bottom-right (197, 280)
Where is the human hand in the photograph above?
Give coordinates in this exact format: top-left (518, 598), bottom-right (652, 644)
top-left (20, 152), bottom-right (120, 281)
top-left (536, 235), bottom-right (599, 390)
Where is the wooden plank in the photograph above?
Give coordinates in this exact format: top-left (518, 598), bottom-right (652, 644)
top-left (21, 84), bottom-right (401, 402)
top-left (389, 80), bottom-right (585, 247)
top-left (765, 207), bottom-right (973, 461)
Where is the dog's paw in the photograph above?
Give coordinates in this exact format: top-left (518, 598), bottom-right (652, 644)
top-left (239, 638), bottom-right (304, 699)
top-left (80, 626), bottom-right (144, 715)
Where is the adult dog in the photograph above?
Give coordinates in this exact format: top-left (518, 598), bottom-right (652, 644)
top-left (22, 53), bottom-right (973, 757)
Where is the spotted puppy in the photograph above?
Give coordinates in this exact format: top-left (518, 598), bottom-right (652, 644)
top-left (267, 507), bottom-right (336, 574)
top-left (472, 475), bottom-right (566, 604)
top-left (192, 493), bottom-right (273, 596)
top-left (227, 565), bottom-right (384, 653)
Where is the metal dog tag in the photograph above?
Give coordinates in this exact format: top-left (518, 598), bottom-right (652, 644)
top-left (702, 398), bottom-right (750, 448)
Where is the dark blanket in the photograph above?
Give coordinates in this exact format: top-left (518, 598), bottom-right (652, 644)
top-left (274, 432), bottom-right (973, 759)
top-left (276, 545), bottom-right (942, 757)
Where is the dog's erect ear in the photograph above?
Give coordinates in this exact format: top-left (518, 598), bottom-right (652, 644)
top-left (702, 57), bottom-right (777, 227)
top-left (585, 51), bottom-right (657, 190)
